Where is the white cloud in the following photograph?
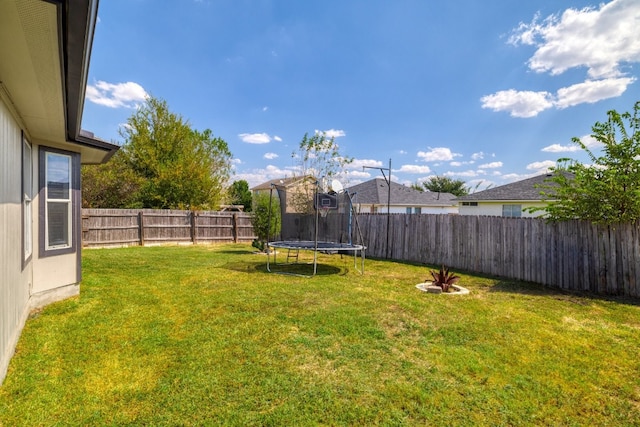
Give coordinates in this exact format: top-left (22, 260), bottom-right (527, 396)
top-left (238, 133), bottom-right (272, 144)
top-left (478, 161), bottom-right (503, 169)
top-left (484, 0), bottom-right (640, 117)
top-left (346, 158), bottom-right (383, 170)
top-left (510, 0), bottom-right (640, 79)
top-left (316, 129), bottom-right (346, 138)
top-left (263, 152), bottom-right (278, 160)
top-left (417, 147), bottom-right (461, 162)
top-left (471, 152), bottom-right (484, 161)
top-left (555, 77), bottom-right (636, 108)
top-left (85, 81), bottom-right (148, 108)
top-left (526, 160), bottom-right (556, 172)
top-left (449, 161), bottom-right (463, 167)
top-left (541, 143), bottom-right (580, 153)
top-left (273, 135), bottom-right (282, 142)
top-left (231, 158), bottom-right (242, 165)
top-left (397, 164), bottom-right (432, 174)
top-left (580, 134), bottom-right (602, 149)
top-left (345, 170), bottom-right (371, 180)
top-left (233, 165), bottom-right (293, 187)
top-left (480, 89), bottom-right (555, 117)
top-left (262, 106), bottom-right (268, 112)
top-left (444, 170), bottom-right (480, 178)
top-left (542, 134), bottom-right (603, 152)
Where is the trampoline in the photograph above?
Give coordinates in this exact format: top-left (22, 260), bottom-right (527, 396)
top-left (265, 179), bottom-right (366, 277)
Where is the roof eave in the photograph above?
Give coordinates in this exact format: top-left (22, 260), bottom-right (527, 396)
top-left (61, 0), bottom-right (118, 163)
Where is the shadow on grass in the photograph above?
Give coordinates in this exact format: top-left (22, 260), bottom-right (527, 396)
top-left (374, 257), bottom-right (640, 307)
top-left (215, 249), bottom-right (257, 255)
top-left (223, 261), bottom-right (344, 276)
top-left (488, 280), bottom-right (640, 307)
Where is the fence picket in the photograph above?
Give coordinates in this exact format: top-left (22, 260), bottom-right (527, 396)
top-left (82, 209), bottom-right (640, 297)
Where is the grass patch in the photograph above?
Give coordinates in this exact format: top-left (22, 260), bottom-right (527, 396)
top-left (1, 244), bottom-right (639, 425)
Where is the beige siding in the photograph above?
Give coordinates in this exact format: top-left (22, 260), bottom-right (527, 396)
top-left (32, 252), bottom-right (78, 294)
top-left (459, 201), bottom-right (547, 218)
top-left (355, 204), bottom-right (458, 214)
top-left (0, 96), bottom-right (32, 384)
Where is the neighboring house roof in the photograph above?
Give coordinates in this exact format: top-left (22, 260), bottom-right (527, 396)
top-left (347, 178), bottom-right (457, 207)
top-left (0, 0), bottom-right (118, 164)
top-left (455, 173), bottom-right (564, 201)
top-left (251, 176), bottom-right (316, 191)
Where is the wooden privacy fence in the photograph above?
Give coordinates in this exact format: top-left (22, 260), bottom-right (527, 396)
top-left (82, 209), bottom-right (640, 297)
top-left (356, 213), bottom-right (640, 298)
top-left (82, 209), bottom-right (256, 247)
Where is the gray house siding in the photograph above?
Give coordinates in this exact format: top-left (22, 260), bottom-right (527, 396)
top-left (0, 94), bottom-right (33, 385)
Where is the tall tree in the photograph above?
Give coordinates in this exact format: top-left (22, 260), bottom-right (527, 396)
top-left (119, 96), bottom-right (232, 209)
top-left (228, 180), bottom-right (253, 211)
top-left (81, 151), bottom-right (142, 208)
top-left (536, 101), bottom-right (640, 224)
top-left (294, 131), bottom-right (353, 180)
top-left (290, 131), bottom-right (353, 213)
top-left (418, 176), bottom-right (469, 197)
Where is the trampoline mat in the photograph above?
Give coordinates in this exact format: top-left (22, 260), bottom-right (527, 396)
top-left (268, 241), bottom-right (364, 251)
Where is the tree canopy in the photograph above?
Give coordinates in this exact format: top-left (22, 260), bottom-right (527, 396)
top-left (413, 176), bottom-right (469, 197)
top-left (536, 101), bottom-right (640, 224)
top-left (290, 131), bottom-right (353, 213)
top-left (82, 96), bottom-right (232, 209)
top-left (228, 180), bottom-right (253, 212)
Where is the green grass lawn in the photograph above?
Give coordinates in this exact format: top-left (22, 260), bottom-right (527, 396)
top-left (1, 244), bottom-right (639, 426)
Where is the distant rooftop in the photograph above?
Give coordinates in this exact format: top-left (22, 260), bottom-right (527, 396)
top-left (347, 178), bottom-right (456, 206)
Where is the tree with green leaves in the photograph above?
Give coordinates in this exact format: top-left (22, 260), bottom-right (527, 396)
top-left (415, 176), bottom-right (469, 197)
top-left (250, 192), bottom-right (281, 252)
top-left (115, 96), bottom-right (232, 209)
top-left (535, 101), bottom-right (640, 224)
top-left (290, 131), bottom-right (353, 213)
top-left (81, 151), bottom-right (143, 208)
top-left (228, 180), bottom-right (253, 211)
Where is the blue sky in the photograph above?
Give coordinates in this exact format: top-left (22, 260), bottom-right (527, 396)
top-left (82, 0), bottom-right (640, 190)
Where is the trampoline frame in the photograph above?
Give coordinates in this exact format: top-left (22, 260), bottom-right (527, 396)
top-left (265, 182), bottom-right (366, 277)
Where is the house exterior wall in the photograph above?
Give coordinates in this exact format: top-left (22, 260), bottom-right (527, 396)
top-left (0, 95), bottom-right (33, 385)
top-left (458, 201), bottom-right (547, 218)
top-left (355, 204), bottom-right (458, 214)
top-left (0, 94), bottom-right (82, 384)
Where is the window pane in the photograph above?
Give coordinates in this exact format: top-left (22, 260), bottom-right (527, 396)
top-left (502, 204), bottom-right (522, 218)
top-left (46, 153), bottom-right (70, 199)
top-left (23, 143), bottom-right (32, 198)
top-left (48, 201), bottom-right (69, 247)
top-left (23, 140), bottom-right (32, 259)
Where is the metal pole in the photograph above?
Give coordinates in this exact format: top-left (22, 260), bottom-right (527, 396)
top-left (386, 158), bottom-right (391, 259)
top-left (363, 158), bottom-right (392, 258)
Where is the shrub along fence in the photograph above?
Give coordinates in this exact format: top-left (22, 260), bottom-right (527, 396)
top-left (82, 209), bottom-right (256, 247)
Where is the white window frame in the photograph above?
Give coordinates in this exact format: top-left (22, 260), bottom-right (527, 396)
top-left (22, 135), bottom-right (32, 263)
top-left (38, 145), bottom-right (80, 258)
top-left (502, 204), bottom-right (522, 218)
top-left (44, 152), bottom-right (73, 250)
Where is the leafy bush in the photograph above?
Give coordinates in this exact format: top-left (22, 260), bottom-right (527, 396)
top-left (250, 192), bottom-right (281, 252)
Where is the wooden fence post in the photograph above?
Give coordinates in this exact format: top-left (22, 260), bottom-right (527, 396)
top-left (191, 211), bottom-right (197, 244)
top-left (138, 211), bottom-right (145, 246)
top-left (233, 213), bottom-right (239, 243)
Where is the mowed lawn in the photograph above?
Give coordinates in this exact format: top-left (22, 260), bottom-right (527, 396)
top-left (1, 244), bottom-right (639, 426)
